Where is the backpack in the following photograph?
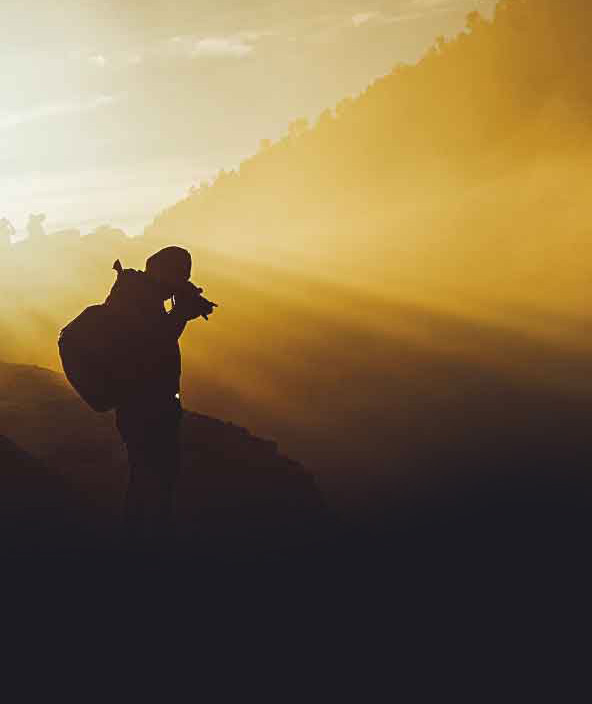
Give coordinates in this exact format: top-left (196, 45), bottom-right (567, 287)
top-left (58, 260), bottom-right (138, 412)
top-left (58, 305), bottom-right (122, 412)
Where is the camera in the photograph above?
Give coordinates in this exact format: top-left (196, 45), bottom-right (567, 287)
top-left (173, 281), bottom-right (218, 321)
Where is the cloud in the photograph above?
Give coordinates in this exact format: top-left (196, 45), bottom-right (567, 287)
top-left (412, 0), bottom-right (452, 7)
top-left (236, 29), bottom-right (277, 42)
top-left (165, 32), bottom-right (262, 60)
top-left (407, 0), bottom-right (468, 15)
top-left (80, 32), bottom-right (261, 71)
top-left (350, 2), bottom-right (456, 30)
top-left (0, 94), bottom-right (118, 130)
top-left (190, 37), bottom-right (254, 58)
top-left (352, 12), bottom-right (380, 27)
top-left (88, 54), bottom-right (107, 68)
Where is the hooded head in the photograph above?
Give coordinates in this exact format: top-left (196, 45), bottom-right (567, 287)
top-left (145, 246), bottom-right (192, 299)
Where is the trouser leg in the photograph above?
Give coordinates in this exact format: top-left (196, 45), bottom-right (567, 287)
top-left (118, 404), bottom-right (182, 547)
top-left (124, 433), bottom-right (180, 543)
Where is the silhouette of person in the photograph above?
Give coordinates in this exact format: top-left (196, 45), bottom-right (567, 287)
top-left (0, 218), bottom-right (15, 247)
top-left (106, 247), bottom-right (216, 547)
top-left (27, 213), bottom-right (46, 240)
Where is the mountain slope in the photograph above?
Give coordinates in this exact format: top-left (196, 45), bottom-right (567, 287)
top-left (0, 362), bottom-right (323, 550)
top-left (143, 0), bottom-right (592, 314)
top-left (0, 433), bottom-right (89, 549)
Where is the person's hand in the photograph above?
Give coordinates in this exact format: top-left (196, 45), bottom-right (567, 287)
top-left (173, 281), bottom-right (218, 321)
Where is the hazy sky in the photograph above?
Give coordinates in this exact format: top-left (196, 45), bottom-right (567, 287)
top-left (0, 0), bottom-right (495, 237)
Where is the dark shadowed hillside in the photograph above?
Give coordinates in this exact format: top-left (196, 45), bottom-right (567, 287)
top-left (0, 434), bottom-right (93, 551)
top-left (0, 362), bottom-right (323, 553)
top-left (0, 434), bottom-right (64, 514)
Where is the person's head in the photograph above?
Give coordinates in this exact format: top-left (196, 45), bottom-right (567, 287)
top-left (145, 246), bottom-right (192, 299)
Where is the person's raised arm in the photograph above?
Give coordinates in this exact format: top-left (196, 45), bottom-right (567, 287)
top-left (165, 305), bottom-right (190, 340)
